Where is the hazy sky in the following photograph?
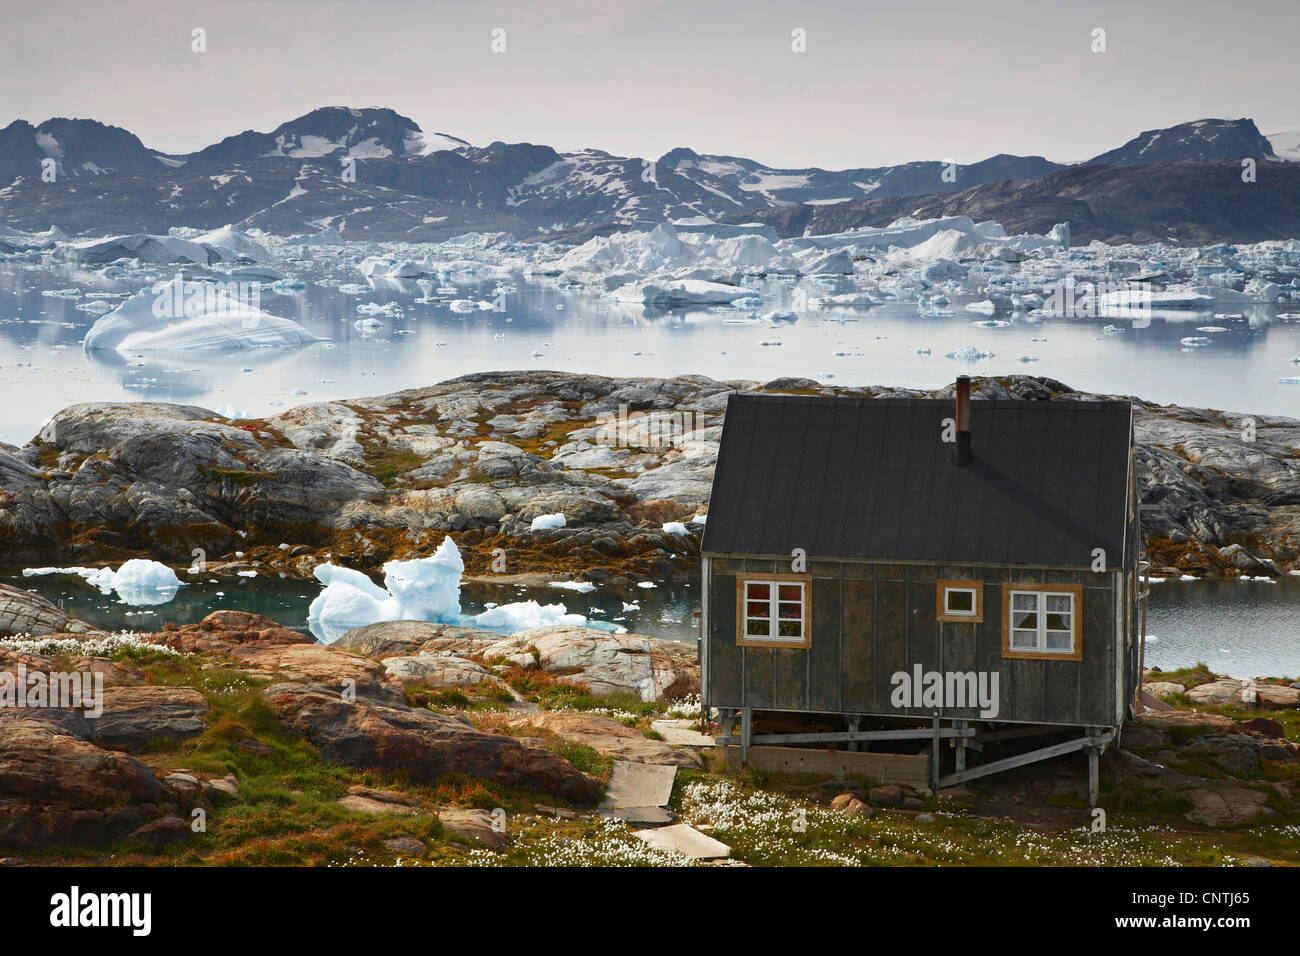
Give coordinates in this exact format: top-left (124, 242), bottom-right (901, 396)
top-left (2, 0), bottom-right (1295, 168)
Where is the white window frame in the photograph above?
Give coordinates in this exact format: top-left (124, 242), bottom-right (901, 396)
top-left (738, 577), bottom-right (810, 647)
top-left (944, 587), bottom-right (979, 618)
top-left (937, 579), bottom-right (983, 623)
top-left (1006, 588), bottom-right (1078, 656)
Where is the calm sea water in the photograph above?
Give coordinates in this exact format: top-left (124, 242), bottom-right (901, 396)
top-left (6, 567), bottom-right (1300, 679)
top-left (1, 260), bottom-right (1300, 446)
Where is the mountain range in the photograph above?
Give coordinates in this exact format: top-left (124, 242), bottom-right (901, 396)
top-left (0, 107), bottom-right (1292, 245)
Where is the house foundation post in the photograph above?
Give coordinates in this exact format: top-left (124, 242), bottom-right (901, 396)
top-left (1088, 746), bottom-right (1100, 807)
top-left (929, 714), bottom-right (941, 792)
top-left (740, 707), bottom-right (752, 765)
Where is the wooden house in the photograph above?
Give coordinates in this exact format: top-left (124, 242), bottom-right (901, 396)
top-left (700, 377), bottom-right (1142, 800)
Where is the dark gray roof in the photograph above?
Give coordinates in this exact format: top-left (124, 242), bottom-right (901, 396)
top-left (701, 393), bottom-right (1133, 568)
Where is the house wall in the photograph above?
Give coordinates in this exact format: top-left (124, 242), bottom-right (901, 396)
top-left (706, 557), bottom-right (1120, 728)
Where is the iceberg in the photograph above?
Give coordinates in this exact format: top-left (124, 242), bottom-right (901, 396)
top-left (83, 276), bottom-right (324, 352)
top-left (194, 225), bottom-right (274, 263)
top-left (307, 537), bottom-right (464, 639)
top-left (530, 512), bottom-right (567, 530)
top-left (306, 536), bottom-right (602, 643)
top-left (60, 233), bottom-right (217, 265)
top-left (24, 559), bottom-right (183, 606)
top-left (608, 279), bottom-right (759, 305)
top-left (473, 601), bottom-right (588, 631)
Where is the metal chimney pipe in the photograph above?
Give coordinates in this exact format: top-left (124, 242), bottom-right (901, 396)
top-left (954, 375), bottom-right (971, 466)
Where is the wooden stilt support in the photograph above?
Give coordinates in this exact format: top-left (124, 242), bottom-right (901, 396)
top-left (1088, 746), bottom-right (1100, 807)
top-left (740, 707), bottom-right (752, 766)
top-left (929, 714), bottom-right (941, 792)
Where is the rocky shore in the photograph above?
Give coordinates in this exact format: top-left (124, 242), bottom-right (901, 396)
top-left (1, 371), bottom-right (1298, 584)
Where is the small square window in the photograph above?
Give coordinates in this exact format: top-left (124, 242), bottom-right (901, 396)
top-left (937, 580), bottom-right (983, 622)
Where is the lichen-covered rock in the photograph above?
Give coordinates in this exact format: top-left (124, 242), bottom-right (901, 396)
top-left (480, 626), bottom-right (700, 699)
top-left (265, 683), bottom-right (598, 804)
top-left (0, 582), bottom-right (94, 637)
top-left (0, 718), bottom-right (165, 850)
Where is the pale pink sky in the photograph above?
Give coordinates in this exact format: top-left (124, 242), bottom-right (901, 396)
top-left (1, 0), bottom-right (1295, 168)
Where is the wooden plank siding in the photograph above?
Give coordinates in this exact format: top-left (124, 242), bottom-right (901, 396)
top-left (706, 558), bottom-right (1120, 728)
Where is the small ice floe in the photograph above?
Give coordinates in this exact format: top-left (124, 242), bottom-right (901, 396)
top-left (946, 345), bottom-right (994, 361)
top-left (338, 283), bottom-right (368, 294)
top-left (691, 514), bottom-right (707, 525)
top-left (1197, 326), bottom-right (1228, 333)
top-left (622, 601), bottom-right (640, 611)
top-left (1145, 635), bottom-right (1159, 643)
top-left (357, 301), bottom-right (403, 317)
top-left (662, 522), bottom-right (689, 535)
top-left (636, 581), bottom-right (658, 589)
top-left (449, 299), bottom-right (490, 312)
top-left (913, 347), bottom-right (932, 355)
top-left (970, 319), bottom-right (1010, 328)
top-left (475, 601), bottom-right (587, 631)
top-left (353, 317), bottom-right (383, 333)
top-left (1279, 377), bottom-right (1300, 385)
top-left (23, 559), bottom-right (184, 606)
top-left (1102, 325), bottom-right (1124, 334)
top-left (1017, 355), bottom-right (1038, 363)
top-left (1147, 576), bottom-right (1167, 583)
top-left (1179, 574), bottom-right (1199, 581)
top-left (530, 513), bottom-right (567, 530)
top-left (237, 570), bottom-right (257, 578)
top-left (550, 581), bottom-right (597, 593)
top-left (1180, 336), bottom-right (1211, 346)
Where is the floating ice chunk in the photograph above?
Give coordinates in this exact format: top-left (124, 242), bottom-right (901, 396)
top-left (24, 559), bottom-right (183, 606)
top-left (946, 345), bottom-right (995, 361)
top-left (636, 581), bottom-right (658, 589)
top-left (195, 225), bottom-right (274, 263)
top-left (237, 570), bottom-right (257, 578)
top-left (691, 514), bottom-right (707, 524)
top-left (1099, 289), bottom-right (1214, 310)
top-left (530, 513), bottom-right (567, 530)
top-left (474, 601), bottom-right (587, 631)
top-left (307, 536), bottom-right (464, 641)
top-left (802, 249), bottom-right (854, 275)
top-left (227, 264), bottom-right (286, 282)
top-left (550, 581), bottom-right (597, 592)
top-left (608, 279), bottom-right (759, 305)
top-left (1180, 336), bottom-right (1211, 346)
top-left (83, 276), bottom-right (323, 352)
top-left (357, 301), bottom-right (403, 317)
top-left (662, 522), bottom-right (690, 535)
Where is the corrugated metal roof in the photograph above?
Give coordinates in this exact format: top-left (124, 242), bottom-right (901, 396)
top-left (701, 393), bottom-right (1133, 568)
